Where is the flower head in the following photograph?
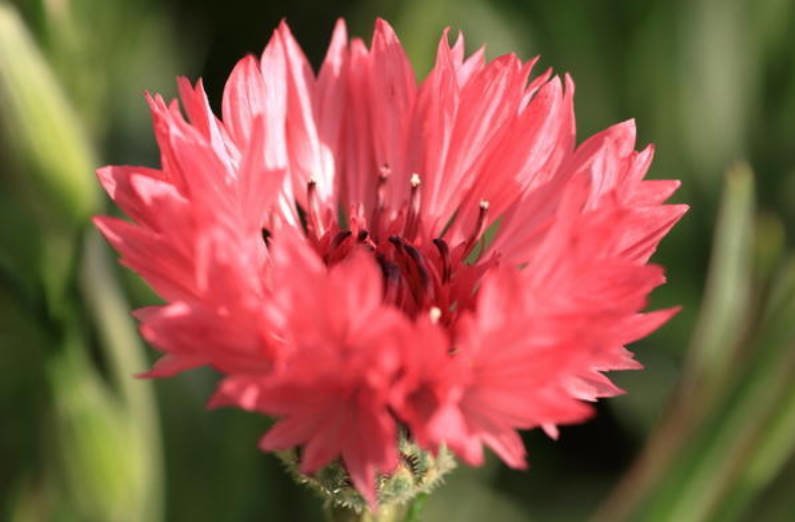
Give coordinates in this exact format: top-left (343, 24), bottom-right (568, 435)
top-left (95, 18), bottom-right (687, 509)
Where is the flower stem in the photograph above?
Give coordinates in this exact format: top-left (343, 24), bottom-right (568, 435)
top-left (324, 503), bottom-right (409, 522)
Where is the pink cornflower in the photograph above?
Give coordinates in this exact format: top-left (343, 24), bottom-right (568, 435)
top-left (95, 18), bottom-right (686, 508)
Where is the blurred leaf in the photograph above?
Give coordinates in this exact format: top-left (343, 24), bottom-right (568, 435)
top-left (637, 260), bottom-right (795, 521)
top-left (752, 212), bottom-right (785, 292)
top-left (744, 454), bottom-right (795, 521)
top-left (0, 188), bottom-right (44, 306)
top-left (77, 231), bottom-right (163, 522)
top-left (0, 2), bottom-right (99, 227)
top-left (47, 331), bottom-right (149, 522)
top-left (682, 162), bottom-right (754, 400)
top-left (36, 0), bottom-right (184, 142)
top-left (749, 0), bottom-right (794, 58)
top-left (391, 0), bottom-right (528, 74)
top-left (7, 476), bottom-right (51, 522)
top-left (0, 2), bottom-right (99, 318)
top-left (678, 0), bottom-right (753, 181)
top-left (423, 470), bottom-right (529, 522)
top-left (598, 164), bottom-right (795, 522)
top-left (595, 163), bottom-right (756, 521)
top-left (0, 286), bottom-right (49, 510)
top-left (711, 354), bottom-right (795, 521)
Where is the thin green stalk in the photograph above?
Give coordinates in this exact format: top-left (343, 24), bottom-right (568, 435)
top-left (680, 163), bottom-right (754, 403)
top-left (712, 374), bottom-right (795, 521)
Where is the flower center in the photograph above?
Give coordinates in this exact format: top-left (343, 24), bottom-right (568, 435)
top-left (266, 173), bottom-right (496, 324)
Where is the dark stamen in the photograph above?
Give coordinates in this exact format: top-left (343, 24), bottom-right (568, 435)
top-left (402, 242), bottom-right (431, 293)
top-left (323, 230), bottom-right (353, 265)
top-left (261, 228), bottom-right (272, 247)
top-left (331, 230), bottom-right (352, 250)
top-left (433, 238), bottom-right (451, 282)
top-left (376, 253), bottom-right (402, 305)
top-left (356, 229), bottom-right (377, 251)
top-left (389, 236), bottom-right (433, 307)
top-left (388, 235), bottom-right (404, 252)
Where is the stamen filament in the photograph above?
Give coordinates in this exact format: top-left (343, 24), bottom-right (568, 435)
top-left (371, 166), bottom-right (390, 240)
top-left (462, 199), bottom-right (490, 257)
top-left (404, 173), bottom-right (422, 240)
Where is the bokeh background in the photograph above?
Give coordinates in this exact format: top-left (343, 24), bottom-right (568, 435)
top-left (2, 0), bottom-right (795, 520)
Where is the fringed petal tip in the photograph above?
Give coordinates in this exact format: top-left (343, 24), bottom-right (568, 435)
top-left (91, 215), bottom-right (116, 238)
top-left (134, 354), bottom-right (206, 379)
top-left (257, 430), bottom-right (284, 453)
top-left (95, 166), bottom-right (117, 195)
top-left (207, 377), bottom-right (264, 411)
top-left (206, 388), bottom-right (233, 410)
top-left (639, 305), bottom-right (683, 336)
top-left (542, 423), bottom-right (560, 440)
top-left (373, 17), bottom-right (397, 37)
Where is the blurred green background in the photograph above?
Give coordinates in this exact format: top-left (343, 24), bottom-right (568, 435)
top-left (2, 0), bottom-right (795, 520)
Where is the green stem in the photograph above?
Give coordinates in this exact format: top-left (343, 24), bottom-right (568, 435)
top-left (324, 502), bottom-right (409, 522)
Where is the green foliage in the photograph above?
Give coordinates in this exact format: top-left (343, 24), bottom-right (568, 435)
top-left (0, 3), bottom-right (162, 521)
top-left (0, 4), bottom-right (98, 229)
